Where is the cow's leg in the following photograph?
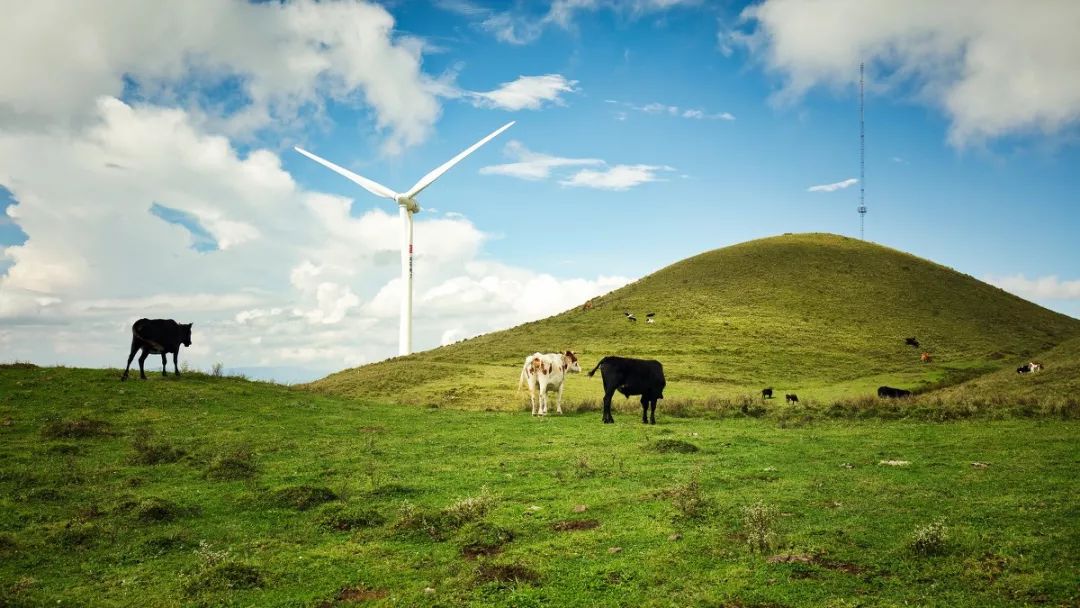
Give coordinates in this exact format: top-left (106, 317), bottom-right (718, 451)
top-left (528, 380), bottom-right (537, 416)
top-left (172, 351), bottom-right (180, 376)
top-left (138, 351), bottom-right (150, 380)
top-left (160, 353), bottom-right (168, 376)
top-left (556, 382), bottom-right (565, 414)
top-left (538, 384), bottom-right (547, 416)
top-left (602, 389), bottom-right (616, 424)
top-left (650, 398), bottom-right (657, 425)
top-left (640, 396), bottom-right (649, 424)
top-left (121, 342), bottom-right (139, 381)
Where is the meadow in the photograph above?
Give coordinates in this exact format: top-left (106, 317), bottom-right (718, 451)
top-left (2, 366), bottom-right (1078, 607)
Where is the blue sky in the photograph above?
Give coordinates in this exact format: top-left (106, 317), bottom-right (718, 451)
top-left (1, 0), bottom-right (1077, 381)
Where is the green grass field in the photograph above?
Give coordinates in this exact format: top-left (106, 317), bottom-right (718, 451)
top-left (308, 234), bottom-right (1080, 411)
top-left (2, 366), bottom-right (1078, 607)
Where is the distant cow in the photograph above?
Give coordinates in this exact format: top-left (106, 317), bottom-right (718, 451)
top-left (624, 311), bottom-right (637, 322)
top-left (582, 300), bottom-right (595, 311)
top-left (762, 387), bottom-right (773, 400)
top-left (905, 337), bottom-right (920, 348)
top-left (519, 351), bottom-right (581, 415)
top-left (920, 352), bottom-right (933, 363)
top-left (1029, 361), bottom-right (1043, 373)
top-left (1017, 361), bottom-right (1043, 374)
top-left (785, 393), bottom-right (799, 405)
top-left (878, 386), bottom-right (912, 398)
top-left (587, 356), bottom-right (665, 424)
top-left (121, 318), bottom-right (193, 381)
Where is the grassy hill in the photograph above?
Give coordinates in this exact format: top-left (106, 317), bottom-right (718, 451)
top-left (309, 233), bottom-right (1080, 410)
top-left (2, 365), bottom-right (1078, 606)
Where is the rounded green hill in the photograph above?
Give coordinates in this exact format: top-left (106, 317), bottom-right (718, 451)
top-left (308, 233), bottom-right (1080, 409)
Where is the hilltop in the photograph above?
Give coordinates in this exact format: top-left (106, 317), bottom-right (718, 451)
top-left (308, 233), bottom-right (1080, 410)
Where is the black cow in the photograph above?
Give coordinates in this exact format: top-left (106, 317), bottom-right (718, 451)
top-left (877, 386), bottom-right (912, 398)
top-left (905, 337), bottom-right (920, 348)
top-left (121, 318), bottom-right (193, 381)
top-left (587, 356), bottom-right (665, 424)
top-left (762, 387), bottom-right (773, 400)
top-left (785, 393), bottom-right (799, 405)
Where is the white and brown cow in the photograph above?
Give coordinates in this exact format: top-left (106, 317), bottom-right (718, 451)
top-left (518, 351), bottom-right (581, 415)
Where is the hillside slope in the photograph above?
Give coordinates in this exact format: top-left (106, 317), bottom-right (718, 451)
top-left (308, 233), bottom-right (1080, 409)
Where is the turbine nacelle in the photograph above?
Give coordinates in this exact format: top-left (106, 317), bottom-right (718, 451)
top-left (396, 196), bottom-right (420, 214)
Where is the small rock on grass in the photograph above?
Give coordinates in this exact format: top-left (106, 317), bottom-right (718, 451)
top-left (608, 546), bottom-right (622, 554)
top-left (668, 533), bottom-right (682, 541)
top-left (971, 461), bottom-right (990, 469)
top-left (573, 504), bottom-right (587, 513)
top-left (878, 460), bottom-right (910, 466)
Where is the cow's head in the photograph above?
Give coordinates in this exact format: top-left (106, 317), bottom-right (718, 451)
top-left (563, 350), bottom-right (581, 373)
top-left (181, 323), bottom-right (193, 347)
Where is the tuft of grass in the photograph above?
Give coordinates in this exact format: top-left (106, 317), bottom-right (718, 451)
top-left (473, 561), bottom-right (540, 587)
top-left (442, 487), bottom-right (496, 527)
top-left (43, 520), bottom-right (102, 550)
top-left (133, 497), bottom-right (183, 523)
top-left (131, 429), bottom-right (185, 465)
top-left (41, 417), bottom-right (111, 439)
top-left (743, 501), bottom-right (779, 554)
top-left (910, 519), bottom-right (950, 556)
top-left (182, 542), bottom-right (263, 594)
top-left (458, 522), bottom-right (515, 559)
top-left (269, 486), bottom-right (338, 511)
top-left (651, 439), bottom-right (700, 454)
top-left (316, 504), bottom-right (386, 531)
top-left (663, 475), bottom-right (712, 521)
top-left (205, 446), bottom-right (257, 480)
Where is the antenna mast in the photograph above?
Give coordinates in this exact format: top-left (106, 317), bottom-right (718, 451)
top-left (858, 61), bottom-right (867, 240)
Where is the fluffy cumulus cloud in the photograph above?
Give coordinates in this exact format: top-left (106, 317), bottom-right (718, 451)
top-left (985, 275), bottom-right (1080, 301)
top-left (481, 142), bottom-right (674, 190)
top-left (0, 0), bottom-right (441, 154)
top-left (738, 0), bottom-right (1080, 146)
top-left (808, 178), bottom-right (858, 193)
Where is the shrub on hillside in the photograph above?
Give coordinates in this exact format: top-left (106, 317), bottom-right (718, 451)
top-left (742, 501), bottom-right (778, 553)
top-left (909, 519), bottom-right (949, 556)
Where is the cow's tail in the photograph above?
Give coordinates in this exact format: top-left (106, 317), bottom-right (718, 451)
top-left (517, 363), bottom-right (528, 392)
top-left (586, 357), bottom-right (608, 377)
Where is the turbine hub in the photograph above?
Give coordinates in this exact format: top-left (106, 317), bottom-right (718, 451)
top-left (396, 196), bottom-right (420, 214)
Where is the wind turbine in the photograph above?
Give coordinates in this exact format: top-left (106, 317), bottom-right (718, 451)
top-left (294, 121), bottom-right (514, 356)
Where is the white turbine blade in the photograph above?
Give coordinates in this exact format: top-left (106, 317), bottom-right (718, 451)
top-left (404, 121), bottom-right (514, 199)
top-left (294, 147), bottom-right (398, 201)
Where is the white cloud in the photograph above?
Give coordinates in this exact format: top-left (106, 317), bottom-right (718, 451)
top-left (467, 75), bottom-right (579, 111)
top-left (479, 141), bottom-right (603, 180)
top-left (808, 178), bottom-right (858, 193)
top-left (560, 165), bottom-right (674, 191)
top-left (985, 275), bottom-right (1080, 301)
top-left (441, 0), bottom-right (700, 45)
top-left (0, 0), bottom-right (441, 154)
top-left (480, 143), bottom-right (675, 191)
top-left (0, 99), bottom-right (628, 379)
top-left (739, 0), bottom-right (1080, 146)
top-left (610, 100), bottom-right (735, 121)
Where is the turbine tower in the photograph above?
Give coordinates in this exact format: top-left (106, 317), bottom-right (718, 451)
top-left (294, 121), bottom-right (514, 356)
top-left (858, 62), bottom-right (867, 240)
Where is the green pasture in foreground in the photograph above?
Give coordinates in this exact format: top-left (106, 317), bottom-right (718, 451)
top-left (2, 366), bottom-right (1078, 607)
top-left (308, 234), bottom-right (1080, 410)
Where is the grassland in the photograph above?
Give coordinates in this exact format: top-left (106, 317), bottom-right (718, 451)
top-left (2, 366), bottom-right (1078, 607)
top-left (308, 234), bottom-right (1080, 411)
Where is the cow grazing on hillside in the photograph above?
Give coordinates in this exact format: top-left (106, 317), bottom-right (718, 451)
top-left (905, 337), bottom-right (920, 348)
top-left (1017, 361), bottom-right (1043, 374)
top-left (762, 387), bottom-right (773, 400)
top-left (920, 352), bottom-right (933, 363)
top-left (519, 351), bottom-right (581, 415)
top-left (624, 311), bottom-right (637, 322)
top-left (587, 356), bottom-right (665, 424)
top-left (877, 386), bottom-right (912, 398)
top-left (785, 393), bottom-right (799, 405)
top-left (121, 318), bottom-right (193, 381)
